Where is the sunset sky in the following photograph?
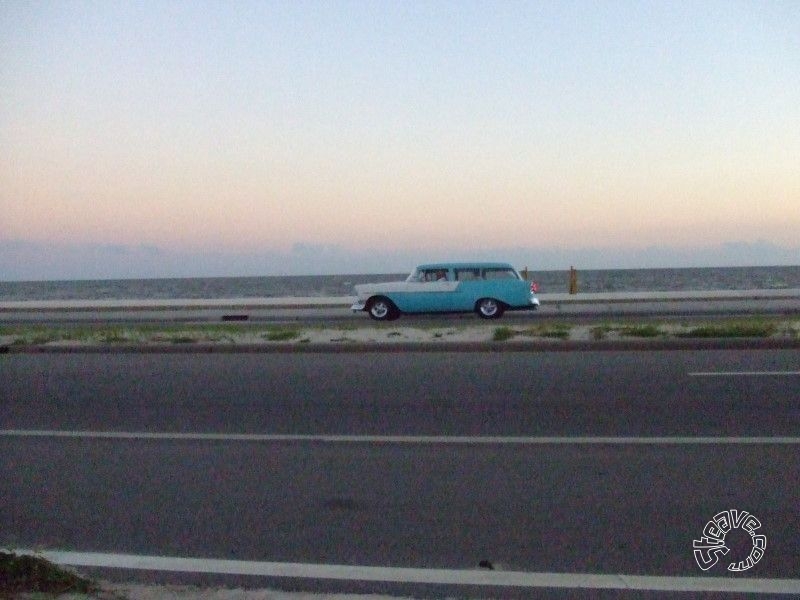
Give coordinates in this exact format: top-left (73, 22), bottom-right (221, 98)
top-left (2, 1), bottom-right (799, 279)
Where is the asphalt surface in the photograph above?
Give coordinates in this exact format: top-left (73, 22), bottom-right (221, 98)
top-left (1, 350), bottom-right (799, 436)
top-left (2, 349), bottom-right (799, 597)
top-left (3, 440), bottom-right (798, 574)
top-left (2, 289), bottom-right (799, 325)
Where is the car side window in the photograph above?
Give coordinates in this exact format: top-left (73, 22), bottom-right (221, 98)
top-left (421, 269), bottom-right (443, 282)
top-left (408, 270), bottom-right (436, 282)
top-left (455, 269), bottom-right (481, 281)
top-left (423, 269), bottom-right (447, 281)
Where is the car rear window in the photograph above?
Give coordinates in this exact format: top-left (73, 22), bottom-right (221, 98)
top-left (483, 268), bottom-right (519, 280)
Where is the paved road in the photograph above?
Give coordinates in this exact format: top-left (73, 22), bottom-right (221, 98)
top-left (2, 350), bottom-right (798, 435)
top-left (2, 349), bottom-right (799, 596)
top-left (2, 289), bottom-right (799, 325)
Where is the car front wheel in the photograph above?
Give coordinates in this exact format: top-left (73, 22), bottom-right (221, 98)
top-left (367, 297), bottom-right (399, 321)
top-left (476, 298), bottom-right (505, 319)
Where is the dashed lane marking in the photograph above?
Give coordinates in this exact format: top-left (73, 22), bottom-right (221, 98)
top-left (689, 371), bottom-right (800, 376)
top-left (2, 430), bottom-right (800, 444)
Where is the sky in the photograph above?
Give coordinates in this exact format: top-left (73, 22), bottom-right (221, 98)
top-left (1, 0), bottom-right (799, 280)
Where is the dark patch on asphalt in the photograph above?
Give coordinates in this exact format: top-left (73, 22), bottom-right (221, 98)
top-left (322, 497), bottom-right (366, 512)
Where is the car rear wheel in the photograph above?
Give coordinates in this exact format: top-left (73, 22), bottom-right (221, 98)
top-left (476, 298), bottom-right (505, 319)
top-left (367, 297), bottom-right (399, 321)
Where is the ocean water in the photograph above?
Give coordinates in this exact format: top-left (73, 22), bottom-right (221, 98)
top-left (1, 266), bottom-right (798, 301)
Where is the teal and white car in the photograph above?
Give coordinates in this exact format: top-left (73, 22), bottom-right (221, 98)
top-left (351, 262), bottom-right (540, 321)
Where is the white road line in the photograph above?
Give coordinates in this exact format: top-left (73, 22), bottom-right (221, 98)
top-left (2, 430), bottom-right (800, 444)
top-left (12, 550), bottom-right (800, 594)
top-left (689, 371), bottom-right (800, 377)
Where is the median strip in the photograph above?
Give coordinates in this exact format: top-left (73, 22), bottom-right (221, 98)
top-left (1, 316), bottom-right (798, 348)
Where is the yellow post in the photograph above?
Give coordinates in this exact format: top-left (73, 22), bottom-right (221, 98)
top-left (569, 266), bottom-right (578, 294)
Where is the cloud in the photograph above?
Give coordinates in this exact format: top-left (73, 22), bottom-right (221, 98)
top-left (0, 241), bottom-right (173, 281)
top-left (0, 239), bottom-right (797, 281)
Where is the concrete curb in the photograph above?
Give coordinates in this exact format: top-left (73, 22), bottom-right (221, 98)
top-left (4, 337), bottom-right (800, 354)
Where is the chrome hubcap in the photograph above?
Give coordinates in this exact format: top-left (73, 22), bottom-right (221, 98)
top-left (371, 302), bottom-right (389, 318)
top-left (480, 300), bottom-right (498, 316)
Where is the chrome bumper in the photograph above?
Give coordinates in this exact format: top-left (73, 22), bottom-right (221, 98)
top-left (350, 301), bottom-right (366, 312)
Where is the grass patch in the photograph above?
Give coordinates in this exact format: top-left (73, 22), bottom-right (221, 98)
top-left (263, 328), bottom-right (300, 342)
top-left (493, 326), bottom-right (516, 342)
top-left (676, 320), bottom-right (777, 338)
top-left (590, 323), bottom-right (663, 339)
top-left (149, 333), bottom-right (196, 343)
top-left (0, 326), bottom-right (64, 345)
top-left (522, 323), bottom-right (571, 339)
top-left (618, 324), bottom-right (663, 338)
top-left (138, 323), bottom-right (249, 336)
top-left (97, 328), bottom-right (134, 343)
top-left (0, 551), bottom-right (96, 595)
top-left (541, 329), bottom-right (570, 339)
top-left (141, 324), bottom-right (246, 343)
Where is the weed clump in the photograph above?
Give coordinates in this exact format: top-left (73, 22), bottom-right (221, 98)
top-left (523, 323), bottom-right (571, 339)
top-left (263, 329), bottom-right (300, 342)
top-left (0, 551), bottom-right (96, 595)
top-left (493, 327), bottom-right (515, 342)
top-left (676, 321), bottom-right (777, 338)
top-left (618, 325), bottom-right (662, 338)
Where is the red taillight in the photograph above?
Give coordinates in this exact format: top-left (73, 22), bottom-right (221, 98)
top-left (530, 281), bottom-right (539, 293)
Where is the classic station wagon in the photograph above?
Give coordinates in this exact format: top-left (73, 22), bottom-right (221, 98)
top-left (351, 262), bottom-right (540, 321)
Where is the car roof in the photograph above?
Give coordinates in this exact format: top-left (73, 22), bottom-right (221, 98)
top-left (415, 262), bottom-right (516, 270)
